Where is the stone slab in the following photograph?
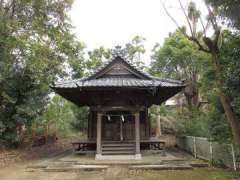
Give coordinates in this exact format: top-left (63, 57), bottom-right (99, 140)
top-left (129, 164), bottom-right (193, 170)
top-left (44, 165), bottom-right (108, 172)
top-left (95, 155), bottom-right (141, 160)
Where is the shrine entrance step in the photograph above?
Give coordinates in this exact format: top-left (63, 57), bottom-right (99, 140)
top-left (101, 141), bottom-right (135, 155)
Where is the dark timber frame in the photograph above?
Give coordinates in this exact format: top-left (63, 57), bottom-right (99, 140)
top-left (51, 48), bottom-right (185, 160)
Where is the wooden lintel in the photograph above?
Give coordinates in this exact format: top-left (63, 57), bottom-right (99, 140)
top-left (90, 105), bottom-right (146, 112)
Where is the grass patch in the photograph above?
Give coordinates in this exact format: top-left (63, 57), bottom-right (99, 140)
top-left (128, 168), bottom-right (240, 180)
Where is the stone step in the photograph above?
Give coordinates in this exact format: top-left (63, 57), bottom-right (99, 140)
top-left (95, 155), bottom-right (138, 160)
top-left (102, 150), bottom-right (135, 155)
top-left (102, 141), bottom-right (134, 143)
top-left (102, 143), bottom-right (134, 147)
top-left (102, 142), bottom-right (135, 155)
top-left (102, 147), bottom-right (135, 151)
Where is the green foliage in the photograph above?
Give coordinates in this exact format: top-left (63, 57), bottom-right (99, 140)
top-left (200, 31), bottom-right (240, 142)
top-left (67, 46), bottom-right (110, 133)
top-left (150, 29), bottom-right (210, 111)
top-left (43, 95), bottom-right (75, 136)
top-left (175, 110), bottom-right (210, 137)
top-left (125, 36), bottom-right (146, 68)
top-left (149, 22), bottom-right (240, 143)
top-left (206, 0), bottom-right (240, 29)
top-left (150, 29), bottom-right (208, 79)
top-left (70, 106), bottom-right (89, 132)
top-left (207, 97), bottom-right (232, 143)
top-left (85, 46), bottom-right (110, 75)
top-left (0, 0), bottom-right (84, 145)
top-left (220, 31), bottom-right (240, 117)
top-left (207, 31), bottom-right (240, 143)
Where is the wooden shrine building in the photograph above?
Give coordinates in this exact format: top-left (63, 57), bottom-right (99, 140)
top-left (51, 47), bottom-right (185, 160)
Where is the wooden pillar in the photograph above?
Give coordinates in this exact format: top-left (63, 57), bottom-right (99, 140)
top-left (96, 112), bottom-right (102, 159)
top-left (135, 112), bottom-right (141, 159)
top-left (88, 111), bottom-right (91, 140)
top-left (156, 114), bottom-right (162, 137)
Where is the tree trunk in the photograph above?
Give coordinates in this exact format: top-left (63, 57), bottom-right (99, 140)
top-left (219, 91), bottom-right (240, 144)
top-left (213, 53), bottom-right (240, 145)
top-left (184, 72), bottom-right (199, 110)
top-left (191, 71), bottom-right (199, 107)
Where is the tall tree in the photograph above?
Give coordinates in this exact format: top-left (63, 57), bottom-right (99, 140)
top-left (151, 30), bottom-right (209, 110)
top-left (0, 0), bottom-right (83, 145)
top-left (161, 0), bottom-right (240, 144)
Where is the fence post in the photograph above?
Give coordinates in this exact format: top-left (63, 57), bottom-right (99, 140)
top-left (231, 144), bottom-right (237, 171)
top-left (193, 136), bottom-right (197, 158)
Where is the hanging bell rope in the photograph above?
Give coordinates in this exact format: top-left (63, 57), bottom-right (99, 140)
top-left (121, 115), bottom-right (125, 122)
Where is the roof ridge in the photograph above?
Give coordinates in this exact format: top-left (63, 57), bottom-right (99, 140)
top-left (54, 77), bottom-right (86, 85)
top-left (152, 77), bottom-right (184, 84)
top-left (86, 55), bottom-right (152, 80)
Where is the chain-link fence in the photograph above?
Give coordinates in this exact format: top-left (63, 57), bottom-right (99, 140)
top-left (176, 136), bottom-right (240, 170)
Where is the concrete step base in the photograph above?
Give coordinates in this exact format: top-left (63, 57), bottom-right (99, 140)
top-left (27, 164), bottom-right (194, 172)
top-left (102, 151), bottom-right (135, 155)
top-left (43, 165), bottom-right (108, 172)
top-left (96, 154), bottom-right (141, 160)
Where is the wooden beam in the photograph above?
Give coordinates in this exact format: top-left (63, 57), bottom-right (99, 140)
top-left (91, 105), bottom-right (146, 112)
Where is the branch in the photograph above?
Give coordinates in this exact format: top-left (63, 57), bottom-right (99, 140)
top-left (160, 0), bottom-right (181, 29)
top-left (0, 0), bottom-right (3, 9)
top-left (11, 0), bottom-right (16, 18)
top-left (214, 29), bottom-right (221, 49)
top-left (206, 5), bottom-right (221, 50)
top-left (178, 0), bottom-right (194, 37)
top-left (160, 0), bottom-right (210, 53)
top-left (178, 0), bottom-right (211, 53)
top-left (188, 36), bottom-right (211, 53)
top-left (206, 5), bottom-right (218, 31)
top-left (200, 17), bottom-right (206, 36)
top-left (205, 18), bottom-right (211, 32)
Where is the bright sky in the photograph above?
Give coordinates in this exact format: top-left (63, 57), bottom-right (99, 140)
top-left (70, 0), bottom-right (207, 65)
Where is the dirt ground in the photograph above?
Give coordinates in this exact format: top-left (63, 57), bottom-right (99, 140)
top-left (0, 137), bottom-right (239, 180)
top-left (0, 164), bottom-right (104, 180)
top-left (0, 163), bottom-right (239, 180)
top-left (0, 138), bottom-right (72, 168)
top-left (0, 150), bottom-right (239, 180)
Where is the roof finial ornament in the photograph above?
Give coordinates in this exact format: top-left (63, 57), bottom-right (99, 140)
top-left (111, 45), bottom-right (128, 59)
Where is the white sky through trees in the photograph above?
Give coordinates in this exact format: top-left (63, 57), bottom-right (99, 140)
top-left (70, 0), bottom-right (207, 65)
